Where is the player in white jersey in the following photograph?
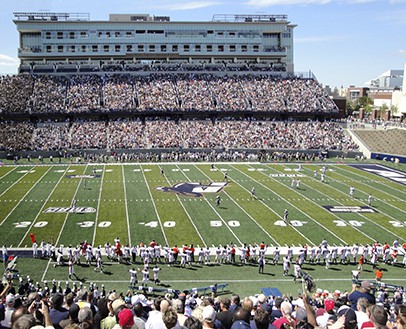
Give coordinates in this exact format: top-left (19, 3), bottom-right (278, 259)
top-left (128, 268), bottom-right (138, 286)
top-left (291, 179), bottom-right (296, 188)
top-left (105, 242), bottom-right (112, 259)
top-left (296, 180), bottom-right (301, 189)
top-left (94, 255), bottom-right (103, 273)
top-left (351, 243), bottom-right (359, 263)
top-left (251, 187), bottom-right (256, 199)
top-left (349, 186), bottom-right (355, 197)
top-left (153, 265), bottom-right (161, 284)
top-left (293, 263), bottom-right (302, 281)
top-left (198, 248), bottom-right (205, 264)
top-left (273, 247), bottom-right (280, 265)
top-left (308, 246), bottom-right (316, 264)
top-left (325, 251), bottom-right (332, 269)
top-left (221, 246), bottom-right (228, 263)
top-left (180, 251), bottom-right (187, 268)
top-left (215, 246), bottom-right (221, 264)
top-left (283, 256), bottom-right (290, 276)
top-left (68, 260), bottom-right (75, 280)
top-left (32, 241), bottom-right (38, 258)
top-left (141, 266), bottom-right (149, 285)
top-left (154, 244), bottom-right (161, 263)
top-left (204, 247), bottom-right (211, 265)
top-left (321, 173), bottom-right (325, 182)
top-left (131, 245), bottom-right (137, 263)
top-left (287, 246), bottom-right (293, 260)
top-left (331, 245), bottom-right (338, 264)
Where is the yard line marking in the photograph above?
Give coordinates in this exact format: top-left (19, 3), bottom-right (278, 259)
top-left (194, 164), bottom-right (279, 246)
top-left (267, 164), bottom-right (376, 243)
top-left (55, 164), bottom-right (88, 246)
top-left (92, 164), bottom-right (106, 246)
top-left (301, 166), bottom-right (400, 241)
top-left (122, 165), bottom-right (132, 246)
top-left (331, 167), bottom-right (406, 217)
top-left (174, 164), bottom-right (227, 247)
top-left (140, 165), bottom-right (168, 246)
top-left (230, 165), bottom-right (314, 246)
top-left (1, 166), bottom-right (52, 227)
top-left (0, 166), bottom-right (33, 198)
top-left (235, 164), bottom-right (347, 245)
top-left (18, 167), bottom-right (68, 247)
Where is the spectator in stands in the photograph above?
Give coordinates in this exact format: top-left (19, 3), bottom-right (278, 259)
top-left (348, 282), bottom-right (375, 310)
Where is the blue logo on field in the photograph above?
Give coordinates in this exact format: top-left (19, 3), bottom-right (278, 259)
top-left (349, 164), bottom-right (406, 185)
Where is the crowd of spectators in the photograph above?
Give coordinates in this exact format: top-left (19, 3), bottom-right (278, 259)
top-left (0, 120), bottom-right (359, 152)
top-left (0, 265), bottom-right (405, 329)
top-left (0, 74), bottom-right (338, 114)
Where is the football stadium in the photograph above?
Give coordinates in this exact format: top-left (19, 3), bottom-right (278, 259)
top-left (1, 11), bottom-right (406, 329)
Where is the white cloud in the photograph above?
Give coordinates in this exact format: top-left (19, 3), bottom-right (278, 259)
top-left (245, 0), bottom-right (330, 6)
top-left (159, 1), bottom-right (223, 10)
top-left (0, 54), bottom-right (19, 67)
top-left (399, 49), bottom-right (406, 54)
top-left (244, 0), bottom-right (398, 6)
top-left (295, 35), bottom-right (346, 43)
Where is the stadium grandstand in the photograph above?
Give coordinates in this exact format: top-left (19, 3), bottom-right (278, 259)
top-left (0, 12), bottom-right (359, 160)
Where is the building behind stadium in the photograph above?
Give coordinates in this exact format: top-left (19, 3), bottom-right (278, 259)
top-left (14, 12), bottom-right (295, 75)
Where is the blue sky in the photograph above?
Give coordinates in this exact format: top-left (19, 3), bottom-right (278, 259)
top-left (1, 0), bottom-right (405, 89)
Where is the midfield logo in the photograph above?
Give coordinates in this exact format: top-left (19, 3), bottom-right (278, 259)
top-left (44, 207), bottom-right (96, 213)
top-left (66, 175), bottom-right (100, 179)
top-left (156, 182), bottom-right (228, 197)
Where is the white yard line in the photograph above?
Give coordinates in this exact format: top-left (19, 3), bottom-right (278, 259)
top-left (18, 167), bottom-right (68, 247)
top-left (0, 166), bottom-right (52, 227)
top-left (122, 165), bottom-right (132, 246)
top-left (92, 164), bottom-right (106, 246)
top-left (140, 164), bottom-right (168, 246)
top-left (233, 164), bottom-right (348, 245)
top-left (193, 164), bottom-right (279, 246)
top-left (169, 165), bottom-right (207, 247)
top-left (328, 166), bottom-right (406, 217)
top-left (0, 166), bottom-right (21, 197)
top-left (296, 165), bottom-right (400, 241)
top-left (263, 163), bottom-right (374, 243)
top-left (229, 164), bottom-right (315, 246)
top-left (55, 164), bottom-right (87, 246)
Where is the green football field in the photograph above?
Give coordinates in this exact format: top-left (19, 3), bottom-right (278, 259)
top-left (1, 160), bottom-right (405, 296)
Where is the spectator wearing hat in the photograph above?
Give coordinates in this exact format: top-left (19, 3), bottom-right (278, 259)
top-left (216, 297), bottom-right (233, 329)
top-left (202, 305), bottom-right (217, 329)
top-left (117, 308), bottom-right (135, 329)
top-left (256, 295), bottom-right (270, 315)
top-left (316, 298), bottom-right (336, 328)
top-left (348, 282), bottom-right (375, 310)
top-left (1, 293), bottom-right (15, 328)
top-left (337, 306), bottom-right (358, 329)
top-left (271, 301), bottom-right (296, 329)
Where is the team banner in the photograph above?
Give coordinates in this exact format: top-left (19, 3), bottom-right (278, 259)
top-left (323, 206), bottom-right (377, 213)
